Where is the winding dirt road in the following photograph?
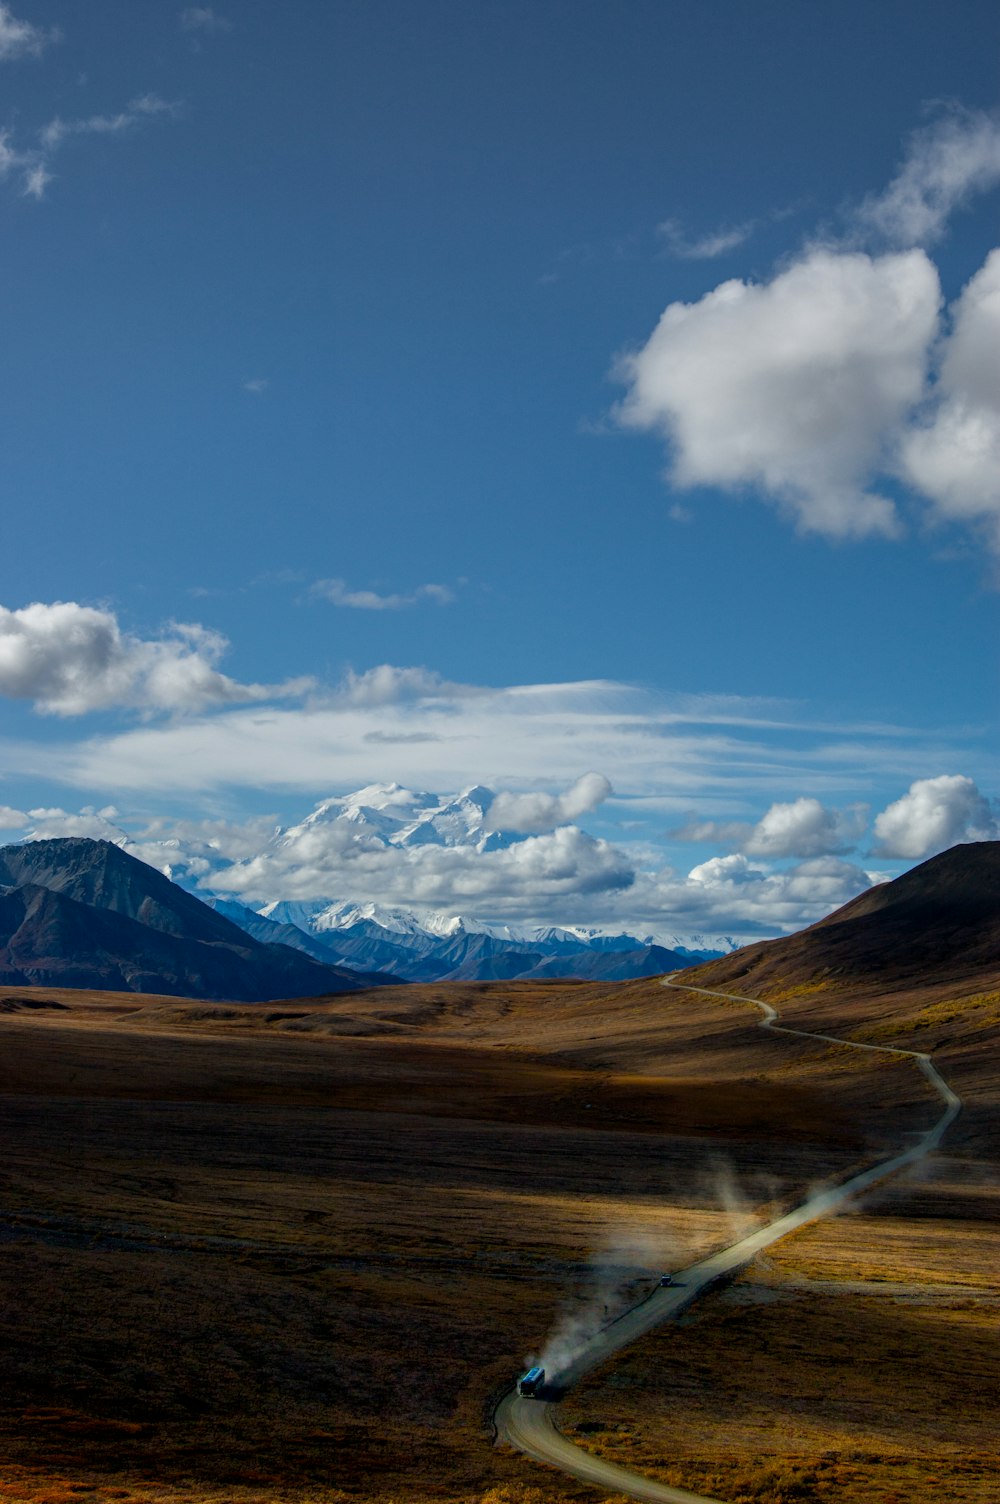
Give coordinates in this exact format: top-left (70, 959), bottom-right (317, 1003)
top-left (495, 978), bottom-right (961, 1504)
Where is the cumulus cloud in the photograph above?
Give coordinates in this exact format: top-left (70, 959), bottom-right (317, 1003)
top-left (313, 579), bottom-right (454, 610)
top-left (674, 797), bottom-right (868, 858)
top-left (0, 601), bottom-right (312, 716)
top-left (0, 3), bottom-right (58, 61)
top-left (900, 248), bottom-right (1000, 544)
top-left (615, 248), bottom-right (940, 538)
top-left (488, 773), bottom-right (612, 833)
top-left (744, 797), bottom-right (868, 857)
top-left (855, 108), bottom-right (1000, 248)
top-left (211, 822), bottom-right (635, 910)
top-left (0, 804), bottom-right (27, 829)
top-left (688, 852), bottom-right (764, 886)
top-left (872, 774), bottom-right (998, 859)
top-left (1, 778), bottom-right (886, 935)
top-left (656, 854), bottom-right (875, 932)
top-left (657, 218), bottom-right (755, 260)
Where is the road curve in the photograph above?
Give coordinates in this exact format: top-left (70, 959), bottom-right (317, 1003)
top-left (495, 977), bottom-right (961, 1503)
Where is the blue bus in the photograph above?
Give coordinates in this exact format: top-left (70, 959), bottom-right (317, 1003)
top-left (517, 1366), bottom-right (545, 1397)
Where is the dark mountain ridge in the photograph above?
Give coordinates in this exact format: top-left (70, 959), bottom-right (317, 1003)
top-left (0, 838), bottom-right (393, 1000)
top-left (684, 840), bottom-right (1000, 997)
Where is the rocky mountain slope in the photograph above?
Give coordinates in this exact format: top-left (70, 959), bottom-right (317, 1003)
top-left (0, 839), bottom-right (393, 1000)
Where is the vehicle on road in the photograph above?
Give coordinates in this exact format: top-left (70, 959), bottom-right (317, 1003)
top-left (659, 1273), bottom-right (673, 1286)
top-left (517, 1366), bottom-right (545, 1397)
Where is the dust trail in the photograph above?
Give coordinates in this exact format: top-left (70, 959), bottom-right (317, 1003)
top-left (534, 1224), bottom-right (677, 1379)
top-left (697, 1157), bottom-right (759, 1242)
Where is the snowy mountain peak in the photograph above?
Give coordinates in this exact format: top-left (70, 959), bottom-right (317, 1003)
top-left (280, 782), bottom-right (506, 854)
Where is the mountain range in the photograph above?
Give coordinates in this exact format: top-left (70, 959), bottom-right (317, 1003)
top-left (0, 834), bottom-right (734, 997)
top-left (194, 781), bottom-right (739, 982)
top-left (0, 839), bottom-right (394, 1000)
top-left (208, 896), bottom-right (732, 983)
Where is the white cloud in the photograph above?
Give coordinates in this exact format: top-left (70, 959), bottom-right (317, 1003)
top-left (210, 821), bottom-right (635, 911)
top-left (40, 94), bottom-right (178, 152)
top-left (313, 579), bottom-right (454, 610)
top-left (180, 7), bottom-right (232, 34)
top-left (900, 248), bottom-right (1000, 544)
top-left (0, 4), bottom-right (58, 61)
top-left (338, 664), bottom-right (482, 707)
top-left (855, 108), bottom-right (1000, 248)
top-left (615, 248), bottom-right (940, 538)
top-left (0, 804), bottom-right (27, 829)
top-left (872, 774), bottom-right (998, 859)
top-left (657, 853), bottom-right (875, 932)
top-left (21, 160), bottom-right (52, 198)
top-left (0, 94), bottom-right (180, 201)
top-left (11, 665), bottom-right (985, 809)
top-left (657, 218), bottom-right (755, 260)
top-left (744, 796), bottom-right (868, 857)
top-left (488, 773), bottom-right (612, 833)
top-left (22, 806), bottom-right (128, 843)
top-left (0, 601), bottom-right (312, 716)
top-left (676, 796), bottom-right (868, 858)
top-left (688, 852), bottom-right (764, 886)
top-left (243, 378), bottom-right (268, 395)
top-left (6, 786), bottom-right (876, 935)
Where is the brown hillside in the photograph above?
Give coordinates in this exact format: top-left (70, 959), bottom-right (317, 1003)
top-left (685, 839), bottom-right (1000, 998)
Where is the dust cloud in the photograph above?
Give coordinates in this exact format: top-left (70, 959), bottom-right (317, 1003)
top-left (531, 1157), bottom-right (781, 1381)
top-left (534, 1223), bottom-right (676, 1378)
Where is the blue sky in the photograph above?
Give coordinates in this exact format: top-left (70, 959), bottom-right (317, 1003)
top-left (0, 0), bottom-right (998, 936)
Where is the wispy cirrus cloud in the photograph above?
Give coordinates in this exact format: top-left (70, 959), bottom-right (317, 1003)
top-left (0, 659), bottom-right (991, 932)
top-left (180, 7), bottom-right (232, 35)
top-left (854, 106), bottom-right (1000, 249)
top-left (0, 3), bottom-right (59, 61)
top-left (657, 217), bottom-right (755, 260)
top-left (40, 93), bottom-right (179, 152)
top-left (312, 579), bottom-right (454, 610)
top-left (4, 660), bottom-right (987, 805)
top-left (0, 93), bottom-right (180, 201)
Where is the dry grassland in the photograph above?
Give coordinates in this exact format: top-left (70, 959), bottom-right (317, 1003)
top-left (0, 977), bottom-right (993, 1504)
top-left (558, 979), bottom-right (999, 1504)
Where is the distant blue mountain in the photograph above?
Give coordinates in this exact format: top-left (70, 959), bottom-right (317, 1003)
top-left (207, 894), bottom-right (734, 983)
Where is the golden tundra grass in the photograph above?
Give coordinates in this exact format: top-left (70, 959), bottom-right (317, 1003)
top-left (0, 975), bottom-right (995, 1503)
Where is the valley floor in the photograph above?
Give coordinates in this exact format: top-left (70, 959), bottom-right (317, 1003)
top-left (0, 976), bottom-right (995, 1504)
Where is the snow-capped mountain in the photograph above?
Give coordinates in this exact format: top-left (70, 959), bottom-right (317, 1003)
top-left (49, 780), bottom-right (748, 982)
top-left (222, 891), bottom-right (740, 983)
top-left (279, 783), bottom-right (512, 854)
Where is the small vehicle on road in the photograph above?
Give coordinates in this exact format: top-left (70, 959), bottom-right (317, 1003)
top-left (659, 1274), bottom-right (674, 1286)
top-left (518, 1366), bottom-right (545, 1397)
